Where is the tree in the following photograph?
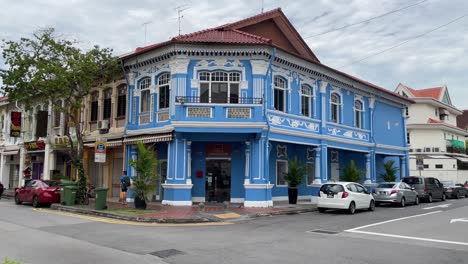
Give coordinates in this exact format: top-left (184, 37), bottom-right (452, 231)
top-left (342, 160), bottom-right (364, 183)
top-left (129, 141), bottom-right (158, 208)
top-left (284, 156), bottom-right (306, 187)
top-left (380, 160), bottom-right (398, 182)
top-left (1, 28), bottom-right (120, 203)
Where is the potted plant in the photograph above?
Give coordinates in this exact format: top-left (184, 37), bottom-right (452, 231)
top-left (342, 160), bottom-right (364, 182)
top-left (284, 156), bottom-right (306, 204)
top-left (380, 160), bottom-right (398, 182)
top-left (129, 140), bottom-right (158, 209)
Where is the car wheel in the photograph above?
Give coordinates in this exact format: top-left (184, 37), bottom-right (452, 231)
top-left (414, 196), bottom-right (420, 205)
top-left (32, 196), bottom-right (40, 208)
top-left (318, 207), bottom-right (327, 213)
top-left (441, 193), bottom-right (446, 201)
top-left (14, 194), bottom-right (22, 205)
top-left (368, 200), bottom-right (375, 211)
top-left (400, 197), bottom-right (406, 207)
top-left (348, 202), bottom-right (356, 215)
top-left (428, 194), bottom-right (433, 203)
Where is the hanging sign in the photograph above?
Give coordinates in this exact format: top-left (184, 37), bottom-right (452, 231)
top-left (94, 138), bottom-right (107, 163)
top-left (10, 111), bottom-right (21, 137)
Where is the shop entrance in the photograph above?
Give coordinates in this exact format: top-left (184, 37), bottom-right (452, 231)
top-left (205, 159), bottom-right (231, 202)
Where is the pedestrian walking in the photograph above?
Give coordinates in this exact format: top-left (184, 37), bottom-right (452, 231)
top-left (120, 171), bottom-right (130, 205)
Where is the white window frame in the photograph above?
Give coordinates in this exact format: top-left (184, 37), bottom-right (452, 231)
top-left (157, 73), bottom-right (171, 110)
top-left (330, 93), bottom-right (341, 123)
top-left (276, 159), bottom-right (288, 186)
top-left (274, 76), bottom-right (286, 112)
top-left (301, 84), bottom-right (313, 117)
top-left (139, 77), bottom-right (151, 113)
top-left (354, 99), bottom-right (364, 129)
top-left (198, 71), bottom-right (240, 103)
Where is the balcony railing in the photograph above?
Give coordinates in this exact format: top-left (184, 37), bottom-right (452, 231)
top-left (176, 96), bottom-right (263, 104)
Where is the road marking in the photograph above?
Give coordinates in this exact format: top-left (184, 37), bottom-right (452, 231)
top-left (346, 211), bottom-right (442, 232)
top-left (450, 218), bottom-right (468, 224)
top-left (422, 204), bottom-right (451, 210)
top-left (33, 209), bottom-right (233, 227)
top-left (347, 230), bottom-right (468, 246)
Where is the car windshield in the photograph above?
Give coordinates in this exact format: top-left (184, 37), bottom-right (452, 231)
top-left (377, 183), bottom-right (396, 188)
top-left (320, 184), bottom-right (344, 193)
top-left (402, 177), bottom-right (422, 185)
top-left (441, 181), bottom-right (453, 187)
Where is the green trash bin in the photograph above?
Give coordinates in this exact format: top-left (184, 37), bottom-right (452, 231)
top-left (95, 188), bottom-right (108, 210)
top-left (62, 186), bottom-right (77, 206)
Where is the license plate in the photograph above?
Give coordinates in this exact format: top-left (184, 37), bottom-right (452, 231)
top-left (379, 191), bottom-right (386, 195)
top-left (327, 193), bottom-right (334, 198)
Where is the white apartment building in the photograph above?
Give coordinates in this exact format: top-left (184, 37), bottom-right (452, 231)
top-left (395, 83), bottom-right (468, 184)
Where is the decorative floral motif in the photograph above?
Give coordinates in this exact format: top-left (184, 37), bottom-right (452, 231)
top-left (277, 145), bottom-right (287, 158)
top-left (328, 127), bottom-right (341, 136)
top-left (327, 126), bottom-right (369, 141)
top-left (268, 114), bottom-right (319, 133)
top-left (307, 148), bottom-right (315, 160)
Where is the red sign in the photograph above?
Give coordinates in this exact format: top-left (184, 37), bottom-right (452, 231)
top-left (25, 140), bottom-right (46, 151)
top-left (10, 111), bottom-right (21, 137)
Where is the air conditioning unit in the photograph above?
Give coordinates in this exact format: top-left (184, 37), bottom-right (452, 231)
top-left (97, 120), bottom-right (109, 130)
top-left (433, 147), bottom-right (440, 152)
top-left (424, 147), bottom-right (431, 152)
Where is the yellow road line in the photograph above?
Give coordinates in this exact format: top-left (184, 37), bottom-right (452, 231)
top-left (33, 208), bottom-right (232, 227)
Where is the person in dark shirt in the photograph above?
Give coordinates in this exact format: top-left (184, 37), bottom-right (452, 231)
top-left (120, 171), bottom-right (129, 205)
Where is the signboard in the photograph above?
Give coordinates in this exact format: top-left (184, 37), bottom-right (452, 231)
top-left (416, 156), bottom-right (424, 170)
top-left (10, 112), bottom-right (21, 137)
top-left (24, 140), bottom-right (46, 152)
top-left (94, 138), bottom-right (107, 163)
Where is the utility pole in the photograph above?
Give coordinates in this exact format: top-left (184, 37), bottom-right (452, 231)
top-left (175, 5), bottom-right (190, 36)
top-left (142, 21), bottom-right (152, 46)
top-left (261, 0), bottom-right (264, 13)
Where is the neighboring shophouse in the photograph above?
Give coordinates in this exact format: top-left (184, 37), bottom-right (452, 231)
top-left (395, 83), bottom-right (468, 183)
top-left (82, 79), bottom-right (127, 199)
top-left (120, 8), bottom-right (411, 207)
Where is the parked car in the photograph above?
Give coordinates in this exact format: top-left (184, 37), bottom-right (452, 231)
top-left (440, 181), bottom-right (467, 199)
top-left (0, 181), bottom-right (4, 198)
top-left (317, 182), bottom-right (375, 214)
top-left (402, 176), bottom-right (446, 203)
top-left (14, 179), bottom-right (61, 207)
top-left (372, 182), bottom-right (419, 207)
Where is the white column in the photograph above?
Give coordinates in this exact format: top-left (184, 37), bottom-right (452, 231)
top-left (313, 147), bottom-right (321, 184)
top-left (43, 143), bottom-right (51, 180)
top-left (400, 156), bottom-right (406, 180)
top-left (364, 154), bottom-right (371, 184)
top-left (0, 154), bottom-right (4, 187)
top-left (186, 141), bottom-right (192, 185)
top-left (18, 147), bottom-right (25, 187)
top-left (244, 141), bottom-right (251, 184)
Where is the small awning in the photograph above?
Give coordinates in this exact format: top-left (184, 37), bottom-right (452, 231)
top-left (1, 150), bottom-right (18, 156)
top-left (84, 139), bottom-right (123, 148)
top-left (453, 156), bottom-right (468, 163)
top-left (123, 133), bottom-right (173, 144)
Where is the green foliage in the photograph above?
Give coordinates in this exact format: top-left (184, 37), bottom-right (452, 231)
top-left (284, 156), bottom-right (306, 187)
top-left (380, 160), bottom-right (398, 182)
top-left (1, 28), bottom-right (120, 204)
top-left (342, 160), bottom-right (364, 183)
top-left (129, 141), bottom-right (158, 203)
top-left (2, 257), bottom-right (22, 264)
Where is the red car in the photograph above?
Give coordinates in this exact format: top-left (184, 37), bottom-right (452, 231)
top-left (15, 180), bottom-right (61, 207)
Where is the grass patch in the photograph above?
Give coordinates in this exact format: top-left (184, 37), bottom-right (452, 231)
top-left (3, 257), bottom-right (22, 264)
top-left (106, 208), bottom-right (160, 215)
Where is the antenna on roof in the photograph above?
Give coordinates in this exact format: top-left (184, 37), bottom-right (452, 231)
top-left (142, 21), bottom-right (152, 46)
top-left (175, 5), bottom-right (190, 36)
top-left (261, 0), bottom-right (264, 13)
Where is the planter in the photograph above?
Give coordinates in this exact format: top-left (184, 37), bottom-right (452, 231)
top-left (134, 195), bottom-right (147, 209)
top-left (288, 187), bottom-right (298, 204)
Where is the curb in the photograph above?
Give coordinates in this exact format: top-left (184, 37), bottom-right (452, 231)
top-left (50, 204), bottom-right (217, 224)
top-left (248, 207), bottom-right (317, 219)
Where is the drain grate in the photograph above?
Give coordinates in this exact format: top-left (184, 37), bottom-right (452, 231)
top-left (306, 229), bottom-right (340, 235)
top-left (150, 249), bottom-right (185, 258)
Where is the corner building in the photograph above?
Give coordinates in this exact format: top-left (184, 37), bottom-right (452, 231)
top-left (121, 9), bottom-right (412, 207)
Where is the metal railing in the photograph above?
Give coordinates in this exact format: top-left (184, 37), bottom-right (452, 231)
top-left (176, 96), bottom-right (263, 104)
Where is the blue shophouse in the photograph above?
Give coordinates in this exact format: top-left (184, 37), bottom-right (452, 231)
top-left (120, 8), bottom-right (412, 207)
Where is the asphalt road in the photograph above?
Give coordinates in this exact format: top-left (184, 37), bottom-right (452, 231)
top-left (1, 196), bottom-right (467, 264)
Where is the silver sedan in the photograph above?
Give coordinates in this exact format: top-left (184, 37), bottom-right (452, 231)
top-left (372, 182), bottom-right (419, 207)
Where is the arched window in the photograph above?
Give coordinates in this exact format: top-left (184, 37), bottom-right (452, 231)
top-left (354, 100), bottom-right (363, 128)
top-left (117, 84), bottom-right (127, 117)
top-left (158, 73), bottom-right (170, 109)
top-left (103, 88), bottom-right (112, 119)
top-left (301, 84), bottom-right (313, 117)
top-left (330, 93), bottom-right (340, 123)
top-left (90, 91), bottom-right (99, 122)
top-left (274, 76), bottom-right (286, 112)
top-left (199, 71), bottom-right (240, 103)
top-left (139, 77), bottom-right (151, 113)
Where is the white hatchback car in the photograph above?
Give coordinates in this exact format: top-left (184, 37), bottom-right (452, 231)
top-left (317, 182), bottom-right (375, 214)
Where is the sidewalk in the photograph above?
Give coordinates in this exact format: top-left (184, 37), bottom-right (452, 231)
top-left (50, 198), bottom-right (316, 223)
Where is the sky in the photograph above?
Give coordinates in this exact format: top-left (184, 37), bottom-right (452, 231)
top-left (1, 0), bottom-right (468, 108)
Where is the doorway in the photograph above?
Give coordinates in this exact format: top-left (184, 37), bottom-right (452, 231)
top-left (330, 163), bottom-right (340, 182)
top-left (205, 159), bottom-right (231, 202)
